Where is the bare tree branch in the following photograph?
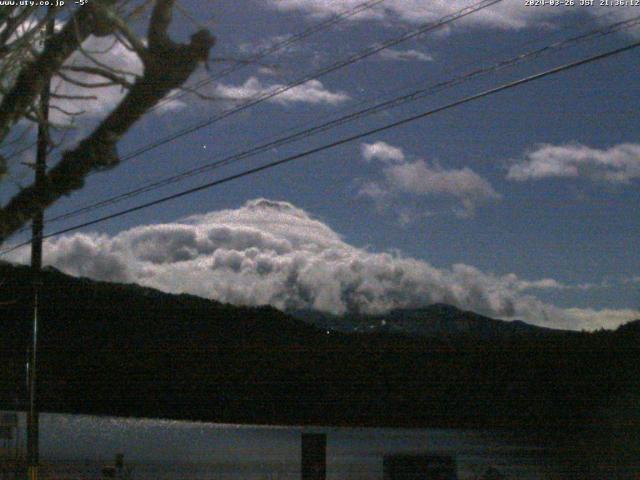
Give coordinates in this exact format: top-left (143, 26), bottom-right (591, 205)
top-left (60, 65), bottom-right (134, 89)
top-left (24, 109), bottom-right (72, 136)
top-left (56, 69), bottom-right (121, 89)
top-left (176, 84), bottom-right (223, 102)
top-left (49, 104), bottom-right (86, 118)
top-left (0, 7), bottom-right (41, 53)
top-left (76, 40), bottom-right (139, 78)
top-left (0, 1), bottom-right (117, 145)
top-left (148, 0), bottom-right (174, 49)
top-left (124, 0), bottom-right (155, 20)
top-left (99, 11), bottom-right (149, 61)
top-left (0, 2), bottom-right (215, 244)
top-left (50, 93), bottom-right (99, 101)
top-left (76, 36), bottom-right (119, 55)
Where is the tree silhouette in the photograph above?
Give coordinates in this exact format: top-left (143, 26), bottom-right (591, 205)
top-left (0, 1), bottom-right (215, 245)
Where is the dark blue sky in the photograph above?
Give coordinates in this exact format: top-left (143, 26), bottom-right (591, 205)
top-left (2, 0), bottom-right (639, 328)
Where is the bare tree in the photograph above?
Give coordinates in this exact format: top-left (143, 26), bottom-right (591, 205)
top-left (0, 0), bottom-right (215, 245)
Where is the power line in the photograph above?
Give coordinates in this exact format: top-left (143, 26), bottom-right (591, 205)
top-left (0, 1), bottom-right (388, 177)
top-left (149, 0), bottom-right (388, 114)
top-left (2, 38), bottom-right (638, 257)
top-left (1, 1), bottom-right (625, 166)
top-left (4, 0), bottom-right (501, 239)
top-left (117, 0), bottom-right (503, 164)
top-left (33, 15), bottom-right (640, 228)
top-left (20, 0), bottom-right (503, 218)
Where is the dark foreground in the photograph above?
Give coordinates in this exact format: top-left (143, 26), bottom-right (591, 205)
top-left (1, 262), bottom-right (638, 434)
top-left (2, 411), bottom-right (639, 479)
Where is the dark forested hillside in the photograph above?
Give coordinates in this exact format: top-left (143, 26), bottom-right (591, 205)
top-left (289, 304), bottom-right (566, 338)
top-left (1, 262), bottom-right (638, 430)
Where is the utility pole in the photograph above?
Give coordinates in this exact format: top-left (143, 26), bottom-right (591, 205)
top-left (27, 12), bottom-right (54, 480)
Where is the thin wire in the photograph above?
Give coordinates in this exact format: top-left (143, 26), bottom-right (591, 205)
top-left (2, 38), bottom-right (638, 257)
top-left (4, 0), bottom-right (501, 205)
top-left (153, 2), bottom-right (636, 115)
top-left (117, 0), bottom-right (503, 164)
top-left (0, 1), bottom-right (386, 168)
top-left (33, 15), bottom-right (640, 228)
top-left (12, 0), bottom-right (506, 228)
top-left (149, 0), bottom-right (388, 114)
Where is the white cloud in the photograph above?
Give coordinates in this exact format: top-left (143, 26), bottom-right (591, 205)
top-left (592, 7), bottom-right (640, 39)
top-left (513, 277), bottom-right (565, 291)
top-left (267, 0), bottom-right (640, 38)
top-left (6, 199), bottom-right (637, 331)
top-left (358, 181), bottom-right (391, 200)
top-left (0, 22), bottom-right (144, 126)
top-left (50, 32), bottom-right (214, 120)
top-left (213, 77), bottom-right (351, 106)
top-left (507, 143), bottom-right (640, 184)
top-left (517, 276), bottom-right (640, 292)
top-left (152, 88), bottom-right (188, 113)
top-left (359, 142), bottom-right (501, 217)
top-left (378, 48), bottom-right (433, 62)
top-left (49, 35), bottom-right (144, 124)
top-left (361, 141), bottom-right (406, 163)
top-left (268, 0), bottom-right (567, 29)
top-left (386, 161), bottom-right (501, 202)
top-left (561, 308), bottom-right (640, 331)
top-left (2, 21), bottom-right (193, 154)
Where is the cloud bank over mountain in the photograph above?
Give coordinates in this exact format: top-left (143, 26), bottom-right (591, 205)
top-left (7, 199), bottom-right (637, 330)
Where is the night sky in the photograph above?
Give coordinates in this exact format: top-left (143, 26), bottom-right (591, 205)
top-left (2, 0), bottom-right (639, 329)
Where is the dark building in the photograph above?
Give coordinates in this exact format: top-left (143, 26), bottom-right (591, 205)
top-left (301, 433), bottom-right (326, 480)
top-left (383, 454), bottom-right (458, 480)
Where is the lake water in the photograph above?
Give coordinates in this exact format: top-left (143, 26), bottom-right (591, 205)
top-left (1, 412), bottom-right (637, 479)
